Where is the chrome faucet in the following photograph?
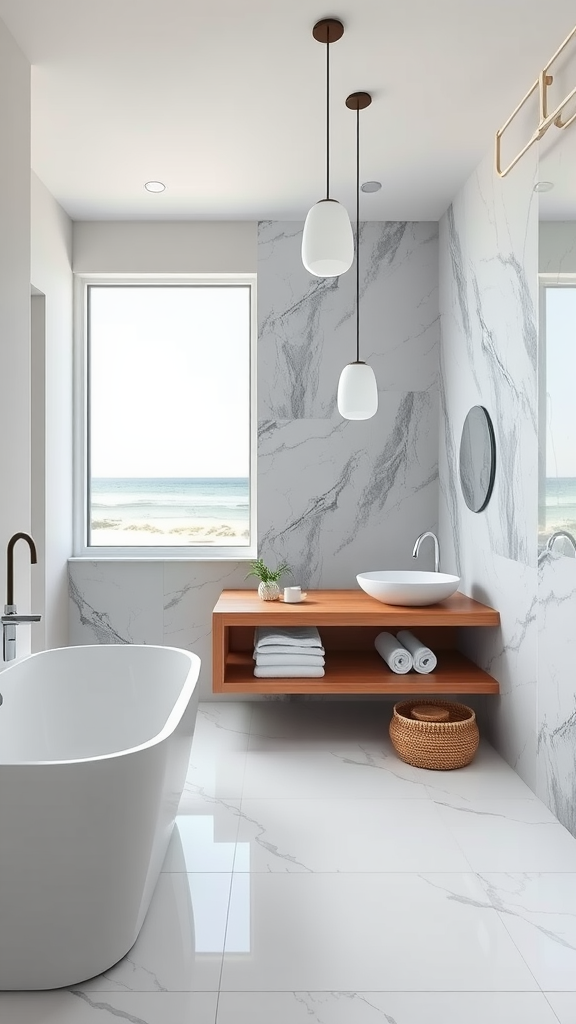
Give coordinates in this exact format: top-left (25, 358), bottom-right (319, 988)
top-left (2, 532), bottom-right (42, 662)
top-left (546, 530), bottom-right (576, 556)
top-left (412, 531), bottom-right (440, 573)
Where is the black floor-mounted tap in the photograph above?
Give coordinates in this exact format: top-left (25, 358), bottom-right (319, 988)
top-left (2, 532), bottom-right (42, 663)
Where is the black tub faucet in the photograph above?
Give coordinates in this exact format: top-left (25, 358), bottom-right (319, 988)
top-left (2, 532), bottom-right (42, 663)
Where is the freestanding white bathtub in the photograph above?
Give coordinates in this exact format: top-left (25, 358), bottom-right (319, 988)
top-left (0, 643), bottom-right (200, 990)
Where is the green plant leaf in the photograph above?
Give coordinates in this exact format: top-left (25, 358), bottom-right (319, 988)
top-left (244, 558), bottom-right (292, 583)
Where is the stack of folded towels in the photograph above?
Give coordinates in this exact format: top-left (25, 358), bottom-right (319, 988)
top-left (374, 629), bottom-right (437, 675)
top-left (253, 626), bottom-right (325, 678)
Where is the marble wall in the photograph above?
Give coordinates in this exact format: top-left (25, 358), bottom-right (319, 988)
top-left (438, 150), bottom-right (540, 790)
top-left (535, 220), bottom-right (576, 833)
top-left (69, 220), bottom-right (440, 698)
top-left (537, 550), bottom-right (576, 834)
top-left (257, 221), bottom-right (439, 586)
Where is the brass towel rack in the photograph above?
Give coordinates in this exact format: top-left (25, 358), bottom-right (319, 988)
top-left (496, 24), bottom-right (576, 177)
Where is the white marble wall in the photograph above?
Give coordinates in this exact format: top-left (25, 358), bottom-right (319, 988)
top-left (69, 560), bottom-right (251, 700)
top-left (70, 220), bottom-right (440, 698)
top-left (537, 550), bottom-right (576, 834)
top-left (257, 221), bottom-right (439, 585)
top-left (438, 150), bottom-right (540, 790)
top-left (535, 221), bottom-right (576, 833)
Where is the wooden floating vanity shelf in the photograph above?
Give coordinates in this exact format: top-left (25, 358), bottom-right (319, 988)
top-left (212, 590), bottom-right (501, 695)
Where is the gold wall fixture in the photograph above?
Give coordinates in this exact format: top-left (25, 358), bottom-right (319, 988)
top-left (496, 24), bottom-right (576, 177)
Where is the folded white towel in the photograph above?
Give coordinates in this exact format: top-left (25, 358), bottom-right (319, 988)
top-left (255, 653), bottom-right (325, 667)
top-left (254, 626), bottom-right (323, 651)
top-left (374, 631), bottom-right (413, 674)
top-left (253, 643), bottom-right (325, 658)
top-left (254, 665), bottom-right (325, 678)
top-left (396, 629), bottom-right (437, 674)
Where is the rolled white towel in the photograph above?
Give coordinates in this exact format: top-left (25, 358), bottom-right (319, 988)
top-left (255, 653), bottom-right (325, 667)
top-left (374, 631), bottom-right (413, 674)
top-left (254, 665), bottom-right (325, 678)
top-left (253, 643), bottom-right (325, 657)
top-left (254, 626), bottom-right (322, 650)
top-left (396, 629), bottom-right (437, 674)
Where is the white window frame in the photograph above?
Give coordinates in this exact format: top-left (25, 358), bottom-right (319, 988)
top-left (72, 274), bottom-right (257, 560)
top-left (538, 274), bottom-right (576, 548)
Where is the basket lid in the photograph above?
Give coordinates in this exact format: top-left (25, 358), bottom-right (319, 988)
top-left (411, 704), bottom-right (451, 723)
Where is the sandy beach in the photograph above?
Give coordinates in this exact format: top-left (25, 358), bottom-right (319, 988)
top-left (91, 517), bottom-right (250, 546)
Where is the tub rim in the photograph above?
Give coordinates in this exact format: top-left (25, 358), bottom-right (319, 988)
top-left (0, 644), bottom-right (200, 768)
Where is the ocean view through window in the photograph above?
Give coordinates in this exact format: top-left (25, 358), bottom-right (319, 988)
top-left (77, 279), bottom-right (255, 556)
top-left (90, 477), bottom-right (250, 546)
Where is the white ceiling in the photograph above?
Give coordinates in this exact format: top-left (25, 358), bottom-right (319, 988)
top-left (0, 0), bottom-right (575, 221)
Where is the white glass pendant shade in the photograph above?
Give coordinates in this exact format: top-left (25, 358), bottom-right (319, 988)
top-left (302, 199), bottom-right (354, 277)
top-left (337, 361), bottom-right (378, 420)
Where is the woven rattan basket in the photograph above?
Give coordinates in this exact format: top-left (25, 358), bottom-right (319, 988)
top-left (389, 699), bottom-right (479, 770)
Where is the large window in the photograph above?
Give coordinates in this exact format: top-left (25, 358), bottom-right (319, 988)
top-left (539, 281), bottom-right (576, 547)
top-left (74, 278), bottom-right (255, 558)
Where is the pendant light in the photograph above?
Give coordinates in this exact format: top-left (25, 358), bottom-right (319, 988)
top-left (337, 92), bottom-right (378, 421)
top-left (302, 19), bottom-right (354, 278)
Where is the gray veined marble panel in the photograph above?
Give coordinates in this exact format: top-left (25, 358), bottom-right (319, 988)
top-left (69, 560), bottom-right (164, 645)
top-left (537, 551), bottom-right (576, 837)
top-left (163, 561), bottom-right (250, 701)
top-left (438, 146), bottom-right (539, 792)
top-left (439, 152), bottom-right (538, 570)
top-left (458, 552), bottom-right (538, 792)
top-left (257, 390), bottom-right (438, 589)
top-left (257, 220), bottom-right (439, 421)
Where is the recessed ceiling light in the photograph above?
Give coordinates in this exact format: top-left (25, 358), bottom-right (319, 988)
top-left (361, 181), bottom-right (382, 193)
top-left (144, 181), bottom-right (166, 193)
top-left (534, 181), bottom-right (554, 192)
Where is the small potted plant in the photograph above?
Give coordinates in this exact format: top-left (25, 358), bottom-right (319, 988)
top-left (245, 558), bottom-right (292, 601)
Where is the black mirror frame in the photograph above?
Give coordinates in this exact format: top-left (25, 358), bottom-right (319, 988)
top-left (459, 405), bottom-right (496, 513)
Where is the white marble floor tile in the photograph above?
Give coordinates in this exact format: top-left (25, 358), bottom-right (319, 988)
top-left (0, 991), bottom-right (218, 1023)
top-left (248, 701), bottom-right (393, 750)
top-left (194, 703), bottom-right (253, 753)
top-left (421, 742), bottom-right (537, 801)
top-left (545, 992), bottom-right (576, 1023)
top-left (241, 749), bottom-right (428, 799)
top-left (182, 704), bottom-right (251, 799)
top-left (216, 991), bottom-right (559, 1024)
top-left (220, 873), bottom-right (538, 991)
top-left (234, 798), bottom-right (470, 872)
top-left (163, 804), bottom-right (241, 872)
top-left (434, 797), bottom-right (576, 871)
top-left (480, 873), bottom-right (576, 991)
top-left (433, 793), bottom-right (559, 821)
top-left (184, 750), bottom-right (248, 800)
top-left (79, 873), bottom-right (230, 993)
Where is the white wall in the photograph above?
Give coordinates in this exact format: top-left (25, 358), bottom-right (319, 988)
top-left (31, 291), bottom-right (46, 650)
top-left (0, 18), bottom-right (31, 658)
top-left (30, 171), bottom-right (73, 650)
top-left (539, 221), bottom-right (576, 274)
top-left (73, 221), bottom-right (257, 274)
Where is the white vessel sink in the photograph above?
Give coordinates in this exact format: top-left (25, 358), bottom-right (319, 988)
top-left (356, 570), bottom-right (460, 606)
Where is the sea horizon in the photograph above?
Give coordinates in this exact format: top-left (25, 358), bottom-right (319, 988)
top-left (90, 476), bottom-right (250, 545)
top-left (543, 476), bottom-right (576, 537)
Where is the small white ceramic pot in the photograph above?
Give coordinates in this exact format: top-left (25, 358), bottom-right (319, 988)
top-left (258, 581), bottom-right (280, 601)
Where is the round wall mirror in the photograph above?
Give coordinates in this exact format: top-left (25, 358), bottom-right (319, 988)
top-left (459, 406), bottom-right (496, 513)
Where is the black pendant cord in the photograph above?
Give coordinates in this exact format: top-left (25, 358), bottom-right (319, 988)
top-left (326, 38), bottom-right (330, 200)
top-left (356, 105), bottom-right (360, 362)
